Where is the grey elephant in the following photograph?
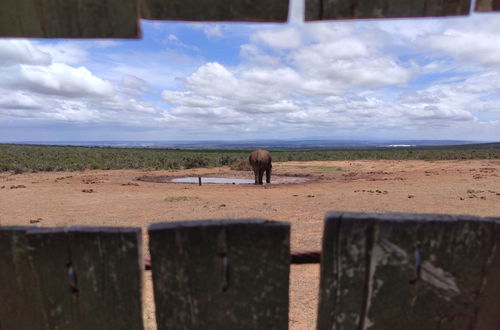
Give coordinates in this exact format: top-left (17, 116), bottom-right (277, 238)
top-left (248, 149), bottom-right (272, 185)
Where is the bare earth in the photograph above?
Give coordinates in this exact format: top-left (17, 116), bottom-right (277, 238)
top-left (1, 160), bottom-right (500, 329)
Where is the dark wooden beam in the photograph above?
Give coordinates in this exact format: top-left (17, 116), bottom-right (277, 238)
top-left (0, 0), bottom-right (139, 38)
top-left (306, 0), bottom-right (471, 20)
top-left (141, 0), bottom-right (289, 22)
top-left (475, 0), bottom-right (500, 11)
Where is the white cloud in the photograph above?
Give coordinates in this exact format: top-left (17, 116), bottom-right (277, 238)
top-left (17, 63), bottom-right (114, 97)
top-left (376, 19), bottom-right (444, 43)
top-left (303, 22), bottom-right (356, 43)
top-left (240, 44), bottom-right (282, 67)
top-left (3, 10), bottom-right (500, 141)
top-left (0, 91), bottom-right (40, 110)
top-left (162, 90), bottom-right (218, 107)
top-left (160, 19), bottom-right (414, 130)
top-left (252, 27), bottom-right (302, 49)
top-left (94, 49), bottom-right (202, 91)
top-left (167, 34), bottom-right (179, 42)
top-left (0, 39), bottom-right (164, 128)
top-left (185, 62), bottom-right (239, 97)
top-left (35, 41), bottom-right (89, 65)
top-left (0, 64), bottom-right (114, 100)
top-left (121, 75), bottom-right (151, 94)
top-left (0, 40), bottom-right (51, 66)
top-left (189, 23), bottom-right (225, 38)
top-left (203, 24), bottom-right (224, 38)
top-left (424, 30), bottom-right (500, 66)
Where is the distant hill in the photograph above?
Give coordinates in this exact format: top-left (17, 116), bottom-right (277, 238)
top-left (3, 140), bottom-right (498, 150)
top-left (409, 142), bottom-right (500, 150)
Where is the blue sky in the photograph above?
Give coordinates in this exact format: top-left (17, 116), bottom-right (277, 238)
top-left (1, 0), bottom-right (500, 142)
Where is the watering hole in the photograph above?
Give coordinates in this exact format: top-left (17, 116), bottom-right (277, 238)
top-left (137, 175), bottom-right (309, 184)
top-left (172, 177), bottom-right (255, 184)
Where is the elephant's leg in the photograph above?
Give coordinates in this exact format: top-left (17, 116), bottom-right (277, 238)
top-left (258, 168), bottom-right (264, 185)
top-left (266, 166), bottom-right (272, 183)
top-left (253, 168), bottom-right (259, 185)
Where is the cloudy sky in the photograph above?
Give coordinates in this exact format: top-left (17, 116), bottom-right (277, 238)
top-left (1, 0), bottom-right (500, 142)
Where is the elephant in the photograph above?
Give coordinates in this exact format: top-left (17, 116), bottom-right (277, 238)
top-left (249, 149), bottom-right (272, 185)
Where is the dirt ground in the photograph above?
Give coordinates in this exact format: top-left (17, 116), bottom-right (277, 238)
top-left (1, 159), bottom-right (500, 329)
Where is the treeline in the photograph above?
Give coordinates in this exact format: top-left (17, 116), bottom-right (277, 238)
top-left (1, 144), bottom-right (499, 173)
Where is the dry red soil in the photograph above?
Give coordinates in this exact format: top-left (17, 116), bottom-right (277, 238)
top-left (1, 160), bottom-right (500, 329)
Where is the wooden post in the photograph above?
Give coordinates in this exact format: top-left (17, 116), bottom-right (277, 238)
top-left (317, 212), bottom-right (500, 330)
top-left (198, 176), bottom-right (202, 186)
top-left (306, 0), bottom-right (470, 20)
top-left (149, 219), bottom-right (290, 330)
top-left (25, 227), bottom-right (144, 330)
top-left (0, 227), bottom-right (45, 330)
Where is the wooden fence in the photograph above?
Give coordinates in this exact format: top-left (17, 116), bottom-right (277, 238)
top-left (1, 211), bottom-right (499, 329)
top-left (1, 0), bottom-right (500, 38)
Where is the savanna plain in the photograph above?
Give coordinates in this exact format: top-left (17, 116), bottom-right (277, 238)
top-left (1, 145), bottom-right (500, 329)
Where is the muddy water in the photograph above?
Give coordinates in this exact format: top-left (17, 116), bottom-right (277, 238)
top-left (171, 176), bottom-right (308, 184)
top-left (172, 177), bottom-right (254, 184)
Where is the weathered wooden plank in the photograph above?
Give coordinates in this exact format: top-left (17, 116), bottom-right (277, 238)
top-left (306, 0), bottom-right (471, 20)
top-left (317, 212), bottom-right (500, 330)
top-left (26, 226), bottom-right (144, 330)
top-left (474, 216), bottom-right (500, 329)
top-left (149, 219), bottom-right (290, 330)
top-left (475, 0), bottom-right (500, 11)
top-left (141, 0), bottom-right (289, 22)
top-left (0, 0), bottom-right (139, 38)
top-left (0, 227), bottom-right (44, 330)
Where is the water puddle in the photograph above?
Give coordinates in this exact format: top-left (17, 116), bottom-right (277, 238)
top-left (172, 177), bottom-right (255, 184)
top-left (171, 176), bottom-right (308, 184)
top-left (137, 175), bottom-right (309, 184)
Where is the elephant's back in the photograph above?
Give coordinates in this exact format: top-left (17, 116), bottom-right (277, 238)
top-left (250, 149), bottom-right (271, 162)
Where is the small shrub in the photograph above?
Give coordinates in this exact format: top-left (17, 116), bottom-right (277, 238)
top-left (219, 155), bottom-right (237, 166)
top-left (167, 160), bottom-right (181, 170)
top-left (230, 158), bottom-right (252, 171)
top-left (182, 156), bottom-right (209, 169)
top-left (12, 167), bottom-right (24, 174)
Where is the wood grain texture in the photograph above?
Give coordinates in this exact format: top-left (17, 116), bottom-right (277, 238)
top-left (306, 0), bottom-right (471, 20)
top-left (26, 227), bottom-right (144, 330)
top-left (0, 0), bottom-right (139, 38)
top-left (149, 219), bottom-right (290, 330)
top-left (141, 0), bottom-right (289, 22)
top-left (0, 227), bottom-right (44, 330)
top-left (475, 0), bottom-right (500, 11)
top-left (317, 212), bottom-right (500, 330)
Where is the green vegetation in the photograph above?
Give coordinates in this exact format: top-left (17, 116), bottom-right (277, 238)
top-left (229, 158), bottom-right (252, 171)
top-left (0, 143), bottom-right (499, 173)
top-left (164, 196), bottom-right (200, 202)
top-left (313, 166), bottom-right (343, 173)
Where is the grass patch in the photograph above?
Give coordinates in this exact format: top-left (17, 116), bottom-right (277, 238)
top-left (287, 165), bottom-right (342, 173)
top-left (164, 196), bottom-right (200, 202)
top-left (313, 166), bottom-right (342, 173)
